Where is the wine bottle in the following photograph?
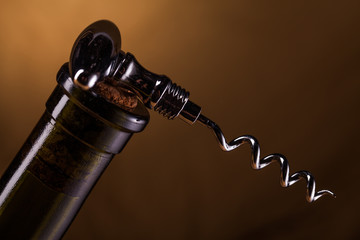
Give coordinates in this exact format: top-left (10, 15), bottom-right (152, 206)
top-left (0, 64), bottom-right (149, 239)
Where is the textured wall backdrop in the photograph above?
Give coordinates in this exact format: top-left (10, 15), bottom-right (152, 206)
top-left (0, 0), bottom-right (359, 239)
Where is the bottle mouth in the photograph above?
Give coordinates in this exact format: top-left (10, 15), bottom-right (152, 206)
top-left (56, 63), bottom-right (149, 133)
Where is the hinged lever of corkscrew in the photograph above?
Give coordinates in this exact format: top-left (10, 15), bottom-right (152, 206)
top-left (69, 20), bottom-right (335, 202)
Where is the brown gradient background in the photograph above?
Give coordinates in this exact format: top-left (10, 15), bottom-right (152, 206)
top-left (0, 1), bottom-right (359, 239)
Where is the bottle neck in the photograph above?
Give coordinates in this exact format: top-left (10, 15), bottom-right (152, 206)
top-left (0, 65), bottom-right (150, 239)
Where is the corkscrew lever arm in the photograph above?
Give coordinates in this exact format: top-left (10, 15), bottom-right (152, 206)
top-left (196, 114), bottom-right (336, 202)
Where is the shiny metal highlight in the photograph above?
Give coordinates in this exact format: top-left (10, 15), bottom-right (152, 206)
top-left (197, 114), bottom-right (336, 202)
top-left (153, 83), bottom-right (189, 119)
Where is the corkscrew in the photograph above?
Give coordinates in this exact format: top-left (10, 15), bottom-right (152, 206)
top-left (70, 20), bottom-right (335, 202)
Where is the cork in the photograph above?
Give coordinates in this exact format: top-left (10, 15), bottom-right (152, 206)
top-left (93, 78), bottom-right (138, 111)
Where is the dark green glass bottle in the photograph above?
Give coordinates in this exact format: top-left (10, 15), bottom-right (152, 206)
top-left (0, 64), bottom-right (149, 239)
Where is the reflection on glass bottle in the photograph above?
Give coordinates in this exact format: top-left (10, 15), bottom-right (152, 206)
top-left (0, 65), bottom-right (149, 239)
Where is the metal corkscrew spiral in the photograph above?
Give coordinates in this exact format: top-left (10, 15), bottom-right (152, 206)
top-left (69, 20), bottom-right (336, 202)
top-left (197, 115), bottom-right (335, 202)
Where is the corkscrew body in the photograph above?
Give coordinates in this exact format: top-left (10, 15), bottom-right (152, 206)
top-left (70, 20), bottom-right (201, 124)
top-left (69, 20), bottom-right (335, 202)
